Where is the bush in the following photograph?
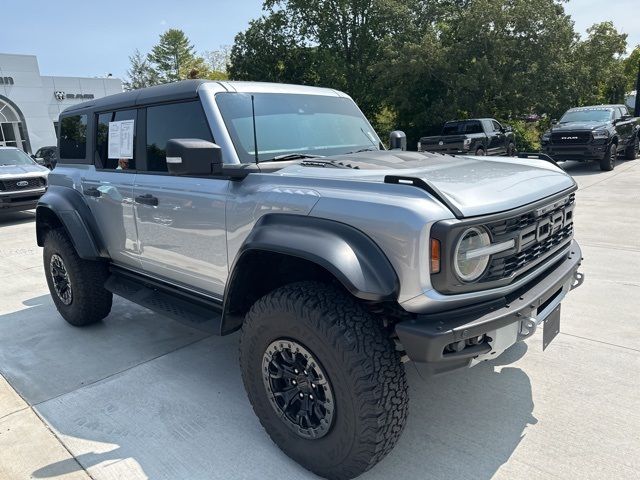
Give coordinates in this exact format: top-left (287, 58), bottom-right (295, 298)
top-left (506, 120), bottom-right (545, 152)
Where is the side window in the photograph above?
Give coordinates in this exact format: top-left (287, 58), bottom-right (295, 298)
top-left (96, 109), bottom-right (137, 170)
top-left (618, 106), bottom-right (629, 117)
top-left (145, 101), bottom-right (213, 172)
top-left (492, 120), bottom-right (502, 132)
top-left (59, 114), bottom-right (87, 159)
top-left (612, 109), bottom-right (621, 120)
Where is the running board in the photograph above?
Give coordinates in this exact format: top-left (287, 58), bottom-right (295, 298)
top-left (104, 268), bottom-right (223, 333)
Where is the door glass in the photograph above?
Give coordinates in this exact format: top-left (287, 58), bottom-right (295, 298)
top-left (492, 120), bottom-right (502, 132)
top-left (96, 110), bottom-right (137, 170)
top-left (145, 101), bottom-right (213, 172)
top-left (59, 114), bottom-right (87, 159)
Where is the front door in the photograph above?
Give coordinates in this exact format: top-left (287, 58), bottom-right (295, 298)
top-left (80, 109), bottom-right (140, 269)
top-left (488, 120), bottom-right (507, 154)
top-left (133, 101), bottom-right (228, 297)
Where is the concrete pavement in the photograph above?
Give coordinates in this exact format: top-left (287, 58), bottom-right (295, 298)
top-left (0, 157), bottom-right (638, 479)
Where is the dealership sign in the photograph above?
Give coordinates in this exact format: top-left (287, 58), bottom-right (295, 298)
top-left (0, 77), bottom-right (14, 85)
top-left (54, 91), bottom-right (95, 101)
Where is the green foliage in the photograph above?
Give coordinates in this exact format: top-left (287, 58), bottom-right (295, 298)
top-left (125, 30), bottom-right (230, 90)
top-left (507, 120), bottom-right (543, 153)
top-left (623, 45), bottom-right (640, 91)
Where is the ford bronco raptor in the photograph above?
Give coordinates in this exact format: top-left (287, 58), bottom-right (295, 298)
top-left (36, 80), bottom-right (584, 479)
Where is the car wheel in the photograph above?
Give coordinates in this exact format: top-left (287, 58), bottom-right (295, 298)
top-left (240, 281), bottom-right (408, 480)
top-left (624, 135), bottom-right (639, 160)
top-left (507, 143), bottom-right (516, 156)
top-left (600, 143), bottom-right (616, 171)
top-left (475, 147), bottom-right (486, 156)
top-left (43, 228), bottom-right (113, 326)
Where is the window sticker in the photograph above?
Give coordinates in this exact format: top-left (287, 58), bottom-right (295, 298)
top-left (108, 120), bottom-right (135, 159)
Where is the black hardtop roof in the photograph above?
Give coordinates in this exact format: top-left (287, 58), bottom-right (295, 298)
top-left (61, 79), bottom-right (211, 115)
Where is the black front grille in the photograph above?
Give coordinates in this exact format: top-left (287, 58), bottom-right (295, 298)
top-left (551, 132), bottom-right (591, 144)
top-left (0, 177), bottom-right (46, 192)
top-left (483, 193), bottom-right (575, 282)
top-left (485, 224), bottom-right (573, 281)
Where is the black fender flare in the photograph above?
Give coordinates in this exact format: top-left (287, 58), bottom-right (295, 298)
top-left (36, 185), bottom-right (108, 260)
top-left (221, 214), bottom-right (400, 333)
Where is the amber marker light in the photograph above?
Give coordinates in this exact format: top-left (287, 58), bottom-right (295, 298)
top-left (430, 238), bottom-right (441, 274)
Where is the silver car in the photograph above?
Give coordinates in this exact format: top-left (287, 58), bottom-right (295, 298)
top-left (36, 80), bottom-right (583, 480)
top-left (0, 146), bottom-right (49, 212)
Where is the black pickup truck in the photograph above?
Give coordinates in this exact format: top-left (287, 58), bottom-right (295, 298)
top-left (418, 118), bottom-right (516, 156)
top-left (541, 104), bottom-right (640, 171)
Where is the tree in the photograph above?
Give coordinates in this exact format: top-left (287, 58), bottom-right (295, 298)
top-left (147, 29), bottom-right (198, 83)
top-left (623, 45), bottom-right (640, 92)
top-left (123, 49), bottom-right (160, 90)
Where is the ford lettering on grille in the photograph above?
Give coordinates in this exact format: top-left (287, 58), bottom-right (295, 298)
top-left (518, 204), bottom-right (574, 252)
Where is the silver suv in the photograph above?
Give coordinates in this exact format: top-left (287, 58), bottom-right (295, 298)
top-left (0, 146), bottom-right (49, 212)
top-left (36, 80), bottom-right (583, 479)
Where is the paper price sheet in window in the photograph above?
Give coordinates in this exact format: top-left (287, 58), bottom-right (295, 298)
top-left (108, 120), bottom-right (135, 159)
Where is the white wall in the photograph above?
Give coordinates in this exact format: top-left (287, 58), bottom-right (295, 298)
top-left (0, 53), bottom-right (123, 152)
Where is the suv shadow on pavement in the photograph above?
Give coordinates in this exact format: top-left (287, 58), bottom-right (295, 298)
top-left (0, 210), bottom-right (35, 227)
top-left (0, 296), bottom-right (535, 480)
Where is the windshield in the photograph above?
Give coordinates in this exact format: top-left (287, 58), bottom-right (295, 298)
top-left (0, 149), bottom-right (36, 166)
top-left (559, 109), bottom-right (613, 124)
top-left (442, 120), bottom-right (483, 135)
top-left (216, 93), bottom-right (381, 163)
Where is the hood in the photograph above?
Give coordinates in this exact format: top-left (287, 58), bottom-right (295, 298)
top-left (276, 151), bottom-right (575, 217)
top-left (0, 163), bottom-right (49, 179)
top-left (552, 121), bottom-right (608, 131)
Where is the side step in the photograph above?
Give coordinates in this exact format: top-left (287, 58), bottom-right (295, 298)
top-left (104, 268), bottom-right (223, 334)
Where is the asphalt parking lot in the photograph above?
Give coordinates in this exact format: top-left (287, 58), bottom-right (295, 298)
top-left (1, 158), bottom-right (639, 480)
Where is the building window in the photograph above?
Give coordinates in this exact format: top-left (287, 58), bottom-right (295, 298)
top-left (145, 101), bottom-right (213, 172)
top-left (59, 114), bottom-right (87, 159)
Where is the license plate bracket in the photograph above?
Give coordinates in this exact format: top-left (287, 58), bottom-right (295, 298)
top-left (543, 304), bottom-right (561, 350)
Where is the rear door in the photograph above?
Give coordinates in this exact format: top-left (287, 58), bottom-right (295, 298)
top-left (488, 120), bottom-right (507, 154)
top-left (133, 101), bottom-right (229, 297)
top-left (79, 109), bottom-right (141, 269)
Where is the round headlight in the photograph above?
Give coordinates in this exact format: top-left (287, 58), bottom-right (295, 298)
top-left (454, 227), bottom-right (491, 282)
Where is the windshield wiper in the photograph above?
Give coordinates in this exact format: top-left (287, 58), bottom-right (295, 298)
top-left (268, 153), bottom-right (323, 162)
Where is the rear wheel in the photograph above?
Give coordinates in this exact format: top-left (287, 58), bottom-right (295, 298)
top-left (43, 229), bottom-right (112, 326)
top-left (240, 281), bottom-right (408, 480)
top-left (600, 143), bottom-right (616, 171)
top-left (475, 147), bottom-right (486, 156)
top-left (624, 135), bottom-right (639, 160)
top-left (507, 143), bottom-right (516, 156)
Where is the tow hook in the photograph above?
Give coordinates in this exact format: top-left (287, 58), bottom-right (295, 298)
top-left (518, 317), bottom-right (537, 341)
top-left (571, 271), bottom-right (585, 290)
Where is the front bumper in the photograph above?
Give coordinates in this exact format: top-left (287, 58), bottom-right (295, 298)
top-left (0, 188), bottom-right (46, 211)
top-left (542, 143), bottom-right (607, 161)
top-left (395, 240), bottom-right (583, 375)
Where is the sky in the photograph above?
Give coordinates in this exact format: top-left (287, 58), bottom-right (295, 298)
top-left (0, 0), bottom-right (638, 81)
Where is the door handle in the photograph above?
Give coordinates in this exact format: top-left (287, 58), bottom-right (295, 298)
top-left (135, 194), bottom-right (159, 206)
top-left (83, 187), bottom-right (101, 198)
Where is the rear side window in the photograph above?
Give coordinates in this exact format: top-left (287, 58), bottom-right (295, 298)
top-left (59, 114), bottom-right (87, 159)
top-left (96, 109), bottom-right (137, 170)
top-left (145, 101), bottom-right (213, 172)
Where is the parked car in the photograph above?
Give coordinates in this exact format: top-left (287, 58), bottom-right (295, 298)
top-left (32, 146), bottom-right (58, 169)
top-left (0, 146), bottom-right (49, 212)
top-left (36, 80), bottom-right (583, 480)
top-left (541, 104), bottom-right (640, 171)
top-left (418, 118), bottom-right (516, 156)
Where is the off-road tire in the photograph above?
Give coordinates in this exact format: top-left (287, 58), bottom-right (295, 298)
top-left (475, 147), bottom-right (486, 156)
top-left (600, 143), bottom-right (616, 171)
top-left (239, 281), bottom-right (408, 480)
top-left (43, 228), bottom-right (112, 326)
top-left (624, 135), bottom-right (639, 160)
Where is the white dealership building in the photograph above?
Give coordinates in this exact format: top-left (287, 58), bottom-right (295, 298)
top-left (0, 53), bottom-right (122, 153)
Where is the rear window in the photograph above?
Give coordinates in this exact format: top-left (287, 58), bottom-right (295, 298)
top-left (59, 114), bottom-right (87, 159)
top-left (442, 121), bottom-right (483, 135)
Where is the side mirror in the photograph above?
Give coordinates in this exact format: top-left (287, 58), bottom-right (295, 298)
top-left (621, 114), bottom-right (631, 121)
top-left (551, 118), bottom-right (558, 125)
top-left (389, 130), bottom-right (407, 151)
top-left (505, 126), bottom-right (513, 132)
top-left (166, 138), bottom-right (223, 176)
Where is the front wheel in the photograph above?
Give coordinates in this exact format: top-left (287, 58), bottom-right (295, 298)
top-left (475, 147), bottom-right (486, 156)
top-left (239, 282), bottom-right (408, 480)
top-left (507, 143), bottom-right (516, 156)
top-left (600, 143), bottom-right (616, 171)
